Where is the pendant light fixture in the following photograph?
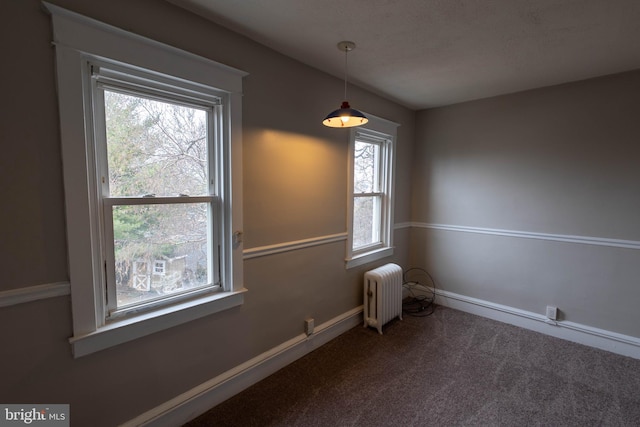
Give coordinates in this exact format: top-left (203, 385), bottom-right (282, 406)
top-left (322, 41), bottom-right (368, 128)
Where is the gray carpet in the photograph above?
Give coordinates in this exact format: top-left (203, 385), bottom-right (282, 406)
top-left (185, 306), bottom-right (640, 426)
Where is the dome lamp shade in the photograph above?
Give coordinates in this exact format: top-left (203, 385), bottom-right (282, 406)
top-left (323, 41), bottom-right (368, 128)
top-left (322, 101), bottom-right (368, 128)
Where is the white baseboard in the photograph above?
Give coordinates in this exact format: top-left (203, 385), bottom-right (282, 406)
top-left (433, 289), bottom-right (640, 360)
top-left (121, 306), bottom-right (364, 427)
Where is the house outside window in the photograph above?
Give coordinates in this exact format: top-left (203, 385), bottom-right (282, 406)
top-left (346, 114), bottom-right (398, 269)
top-left (46, 3), bottom-right (246, 357)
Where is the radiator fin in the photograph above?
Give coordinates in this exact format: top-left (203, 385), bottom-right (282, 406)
top-left (363, 263), bottom-right (403, 334)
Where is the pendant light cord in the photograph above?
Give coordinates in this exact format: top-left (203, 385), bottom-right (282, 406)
top-left (343, 46), bottom-right (348, 101)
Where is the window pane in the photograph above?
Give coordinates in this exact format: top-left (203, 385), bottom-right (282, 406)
top-left (353, 196), bottom-right (382, 248)
top-left (112, 203), bottom-right (212, 309)
top-left (354, 141), bottom-right (380, 193)
top-left (104, 90), bottom-right (209, 197)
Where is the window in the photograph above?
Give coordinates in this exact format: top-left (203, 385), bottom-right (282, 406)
top-left (353, 139), bottom-right (383, 249)
top-left (46, 3), bottom-right (246, 357)
top-left (94, 64), bottom-right (223, 318)
top-left (153, 261), bottom-right (166, 276)
top-left (346, 115), bottom-right (398, 268)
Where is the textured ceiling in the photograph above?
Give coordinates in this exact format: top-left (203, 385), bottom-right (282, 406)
top-left (168, 0), bottom-right (640, 110)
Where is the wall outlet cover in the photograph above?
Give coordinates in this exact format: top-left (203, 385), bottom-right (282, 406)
top-left (305, 318), bottom-right (314, 335)
top-left (546, 305), bottom-right (558, 320)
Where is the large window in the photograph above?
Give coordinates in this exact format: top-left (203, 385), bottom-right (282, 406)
top-left (94, 66), bottom-right (223, 318)
top-left (346, 116), bottom-right (398, 268)
top-left (46, 3), bottom-right (246, 357)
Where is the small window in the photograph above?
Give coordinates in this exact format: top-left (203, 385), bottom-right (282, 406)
top-left (346, 115), bottom-right (398, 269)
top-left (153, 261), bottom-right (166, 276)
top-left (353, 139), bottom-right (383, 250)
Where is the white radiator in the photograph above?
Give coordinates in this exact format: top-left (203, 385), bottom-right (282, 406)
top-left (363, 263), bottom-right (403, 334)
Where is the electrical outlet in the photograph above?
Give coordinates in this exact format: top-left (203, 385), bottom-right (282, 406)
top-left (305, 318), bottom-right (314, 336)
top-left (546, 305), bottom-right (558, 321)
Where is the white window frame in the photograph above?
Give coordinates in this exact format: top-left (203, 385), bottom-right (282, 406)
top-left (93, 62), bottom-right (224, 319)
top-left (45, 3), bottom-right (247, 357)
top-left (346, 114), bottom-right (398, 269)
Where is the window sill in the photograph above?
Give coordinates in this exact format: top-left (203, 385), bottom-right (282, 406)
top-left (345, 247), bottom-right (394, 269)
top-left (69, 288), bottom-right (247, 358)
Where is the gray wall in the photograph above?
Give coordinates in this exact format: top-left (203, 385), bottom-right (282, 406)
top-left (411, 70), bottom-right (640, 337)
top-left (0, 1), bottom-right (414, 425)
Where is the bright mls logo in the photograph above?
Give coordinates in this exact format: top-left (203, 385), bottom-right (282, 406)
top-left (0, 405), bottom-right (69, 426)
